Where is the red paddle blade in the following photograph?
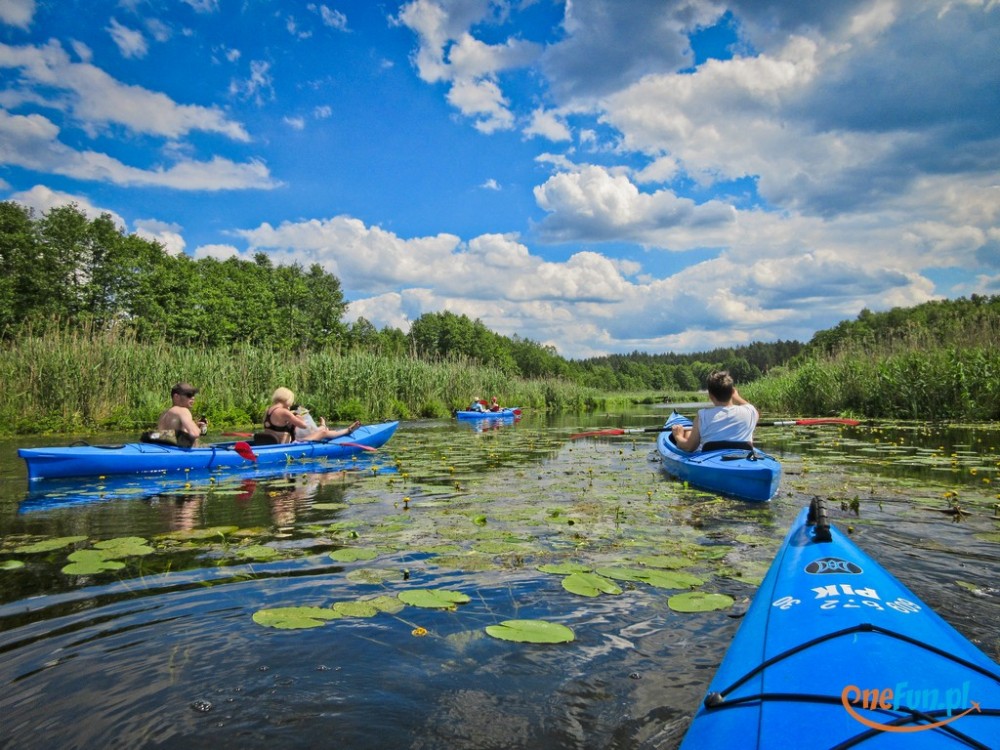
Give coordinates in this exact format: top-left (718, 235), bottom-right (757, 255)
top-left (513, 409), bottom-right (522, 415)
top-left (570, 429), bottom-right (626, 439)
top-left (223, 432), bottom-right (254, 437)
top-left (340, 442), bottom-right (377, 452)
top-left (234, 441), bottom-right (257, 461)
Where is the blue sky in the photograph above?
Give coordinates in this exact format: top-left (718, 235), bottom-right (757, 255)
top-left (0, 0), bottom-right (997, 357)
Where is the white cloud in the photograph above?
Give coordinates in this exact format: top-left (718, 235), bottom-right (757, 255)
top-left (480, 178), bottom-right (500, 191)
top-left (107, 18), bottom-right (147, 59)
top-left (0, 0), bottom-right (35, 29)
top-left (524, 108), bottom-right (572, 142)
top-left (0, 40), bottom-right (251, 141)
top-left (284, 116), bottom-right (306, 130)
top-left (193, 243), bottom-right (239, 260)
top-left (182, 0), bottom-right (219, 13)
top-left (7, 183), bottom-right (125, 226)
top-left (0, 109), bottom-right (278, 190)
top-left (314, 4), bottom-right (348, 30)
top-left (229, 59), bottom-right (275, 105)
top-left (134, 219), bottom-right (186, 256)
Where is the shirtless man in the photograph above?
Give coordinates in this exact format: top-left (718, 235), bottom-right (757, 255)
top-left (154, 382), bottom-right (208, 447)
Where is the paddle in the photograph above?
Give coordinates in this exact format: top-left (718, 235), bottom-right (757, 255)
top-left (233, 441), bottom-right (257, 461)
top-left (224, 431), bottom-right (376, 452)
top-left (571, 417), bottom-right (859, 439)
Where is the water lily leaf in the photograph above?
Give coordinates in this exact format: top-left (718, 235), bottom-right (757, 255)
top-left (365, 595), bottom-right (404, 614)
top-left (398, 589), bottom-right (470, 609)
top-left (330, 547), bottom-right (378, 562)
top-left (252, 606), bottom-right (342, 629)
top-left (668, 592), bottom-right (734, 613)
top-left (94, 537), bottom-right (155, 557)
top-left (332, 600), bottom-right (380, 617)
top-left (562, 572), bottom-right (622, 597)
top-left (595, 566), bottom-right (649, 582)
top-left (638, 570), bottom-right (705, 589)
top-left (313, 502), bottom-right (349, 510)
top-left (486, 619), bottom-right (575, 644)
top-left (1, 560), bottom-right (25, 570)
top-left (159, 526), bottom-right (239, 541)
top-left (635, 555), bottom-right (693, 570)
top-left (236, 545), bottom-right (280, 561)
top-left (537, 562), bottom-right (591, 575)
top-left (346, 568), bottom-right (406, 584)
top-left (62, 550), bottom-right (126, 575)
top-left (14, 536), bottom-right (87, 554)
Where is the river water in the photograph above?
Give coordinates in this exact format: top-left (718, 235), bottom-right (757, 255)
top-left (0, 407), bottom-right (998, 749)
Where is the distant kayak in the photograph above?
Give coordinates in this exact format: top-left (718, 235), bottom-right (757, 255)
top-left (680, 499), bottom-right (1000, 748)
top-left (454, 408), bottom-right (521, 420)
top-left (18, 421), bottom-right (399, 482)
top-left (656, 411), bottom-right (781, 502)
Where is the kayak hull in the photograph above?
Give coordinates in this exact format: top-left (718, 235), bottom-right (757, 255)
top-left (18, 421), bottom-right (399, 482)
top-left (656, 411), bottom-right (781, 502)
top-left (680, 502), bottom-right (1000, 749)
top-left (455, 408), bottom-right (520, 420)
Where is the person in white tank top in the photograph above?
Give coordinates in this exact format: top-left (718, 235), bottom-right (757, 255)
top-left (671, 370), bottom-right (759, 452)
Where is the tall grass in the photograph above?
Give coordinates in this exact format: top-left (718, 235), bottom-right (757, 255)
top-left (0, 325), bottom-right (607, 435)
top-left (747, 345), bottom-right (1000, 421)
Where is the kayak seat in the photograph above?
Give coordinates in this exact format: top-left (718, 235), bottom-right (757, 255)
top-left (252, 432), bottom-right (280, 446)
top-left (703, 441), bottom-right (754, 451)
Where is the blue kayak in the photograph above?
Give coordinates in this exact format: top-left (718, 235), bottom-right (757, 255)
top-left (18, 421), bottom-right (399, 482)
top-left (680, 499), bottom-right (1000, 748)
top-left (455, 407), bottom-right (521, 420)
top-left (656, 411), bottom-right (781, 502)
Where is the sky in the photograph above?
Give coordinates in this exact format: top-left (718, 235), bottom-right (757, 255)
top-left (0, 0), bottom-right (997, 358)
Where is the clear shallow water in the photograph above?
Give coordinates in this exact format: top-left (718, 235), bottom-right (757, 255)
top-left (0, 409), bottom-right (998, 749)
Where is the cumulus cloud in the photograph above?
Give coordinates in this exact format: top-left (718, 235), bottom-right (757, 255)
top-left (107, 18), bottom-right (147, 59)
top-left (0, 40), bottom-right (251, 141)
top-left (0, 0), bottom-right (35, 30)
top-left (7, 183), bottom-right (125, 226)
top-left (0, 110), bottom-right (277, 189)
top-left (134, 219), bottom-right (186, 256)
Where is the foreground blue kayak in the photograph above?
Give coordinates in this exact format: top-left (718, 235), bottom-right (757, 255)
top-left (455, 407), bottom-right (521, 420)
top-left (18, 421), bottom-right (399, 481)
top-left (680, 500), bottom-right (1000, 748)
top-left (656, 411), bottom-right (781, 502)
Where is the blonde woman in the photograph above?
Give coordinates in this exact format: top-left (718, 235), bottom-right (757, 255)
top-left (261, 387), bottom-right (361, 444)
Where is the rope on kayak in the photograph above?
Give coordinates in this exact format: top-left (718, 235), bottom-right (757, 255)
top-left (68, 440), bottom-right (127, 449)
top-left (704, 623), bottom-right (1000, 710)
top-left (700, 691), bottom-right (1000, 749)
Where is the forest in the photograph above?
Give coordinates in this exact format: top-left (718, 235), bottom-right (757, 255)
top-left (0, 202), bottom-right (798, 391)
top-left (2, 201), bottom-right (998, 426)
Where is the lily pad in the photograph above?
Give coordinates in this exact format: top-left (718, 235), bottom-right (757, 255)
top-left (332, 600), bottom-right (380, 618)
top-left (668, 591), bottom-right (734, 613)
top-left (638, 570), bottom-right (705, 589)
top-left (486, 619), bottom-right (575, 644)
top-left (329, 547), bottom-right (379, 563)
top-left (94, 537), bottom-right (155, 558)
top-left (538, 562), bottom-right (591, 575)
top-left (61, 550), bottom-right (127, 575)
top-left (252, 606), bottom-right (342, 629)
top-left (1, 560), bottom-right (25, 570)
top-left (236, 545), bottom-right (280, 561)
top-left (398, 589), bottom-right (470, 609)
top-left (14, 536), bottom-right (87, 554)
top-left (562, 571), bottom-right (622, 597)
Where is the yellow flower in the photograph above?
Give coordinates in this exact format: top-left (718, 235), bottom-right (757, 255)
top-left (412, 627), bottom-right (428, 637)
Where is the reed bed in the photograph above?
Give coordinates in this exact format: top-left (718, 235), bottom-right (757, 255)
top-left (747, 345), bottom-right (1000, 421)
top-left (0, 327), bottom-right (606, 435)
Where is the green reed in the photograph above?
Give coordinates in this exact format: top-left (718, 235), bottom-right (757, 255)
top-left (747, 345), bottom-right (1000, 421)
top-left (0, 325), bottom-right (607, 435)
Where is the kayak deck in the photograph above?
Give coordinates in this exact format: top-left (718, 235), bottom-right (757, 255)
top-left (18, 421), bottom-right (399, 482)
top-left (680, 500), bottom-right (1000, 748)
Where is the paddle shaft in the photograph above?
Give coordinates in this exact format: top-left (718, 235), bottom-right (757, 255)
top-left (572, 417), bottom-right (858, 439)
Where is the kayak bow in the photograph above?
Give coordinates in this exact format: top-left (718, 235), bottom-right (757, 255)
top-left (680, 499), bottom-right (1000, 748)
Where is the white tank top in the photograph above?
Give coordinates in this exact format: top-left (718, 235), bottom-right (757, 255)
top-left (697, 404), bottom-right (759, 448)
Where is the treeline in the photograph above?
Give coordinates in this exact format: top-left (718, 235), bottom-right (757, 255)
top-left (0, 201), bottom-right (801, 391)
